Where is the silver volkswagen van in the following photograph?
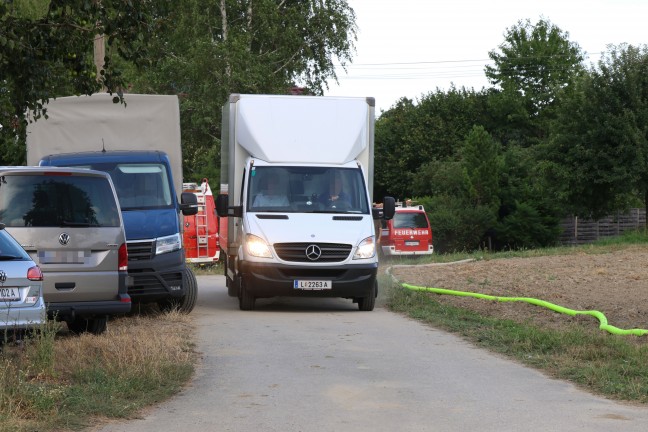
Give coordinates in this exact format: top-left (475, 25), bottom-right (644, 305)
top-left (0, 167), bottom-right (130, 334)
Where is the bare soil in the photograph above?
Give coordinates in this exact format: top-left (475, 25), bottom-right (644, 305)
top-left (388, 245), bottom-right (648, 335)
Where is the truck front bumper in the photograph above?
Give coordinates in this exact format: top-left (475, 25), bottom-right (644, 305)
top-left (239, 261), bottom-right (378, 299)
top-left (127, 249), bottom-right (186, 302)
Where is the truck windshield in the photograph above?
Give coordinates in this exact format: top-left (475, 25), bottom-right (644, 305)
top-left (393, 212), bottom-right (429, 229)
top-left (247, 166), bottom-right (370, 214)
top-left (67, 163), bottom-right (173, 210)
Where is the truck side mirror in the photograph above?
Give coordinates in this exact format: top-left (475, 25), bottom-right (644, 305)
top-left (216, 194), bottom-right (243, 217)
top-left (382, 196), bottom-right (396, 220)
top-left (180, 192), bottom-right (199, 216)
top-left (216, 194), bottom-right (229, 217)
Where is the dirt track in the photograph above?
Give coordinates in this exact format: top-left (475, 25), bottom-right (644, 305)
top-left (388, 246), bottom-right (648, 334)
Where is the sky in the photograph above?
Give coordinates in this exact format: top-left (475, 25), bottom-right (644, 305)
top-left (325, 0), bottom-right (648, 114)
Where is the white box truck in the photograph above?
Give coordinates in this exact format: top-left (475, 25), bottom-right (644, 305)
top-left (216, 94), bottom-right (395, 311)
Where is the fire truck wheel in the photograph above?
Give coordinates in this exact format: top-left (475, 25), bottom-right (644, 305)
top-left (357, 280), bottom-right (377, 311)
top-left (158, 268), bottom-right (198, 314)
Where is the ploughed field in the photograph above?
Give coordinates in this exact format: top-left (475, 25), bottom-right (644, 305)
top-left (388, 246), bottom-right (648, 335)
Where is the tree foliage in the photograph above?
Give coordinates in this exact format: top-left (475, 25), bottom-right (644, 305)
top-left (484, 18), bottom-right (584, 149)
top-left (374, 87), bottom-right (487, 200)
top-left (123, 0), bottom-right (357, 183)
top-left (0, 0), bottom-right (168, 134)
top-left (546, 44), bottom-right (648, 220)
top-left (485, 17), bottom-right (584, 115)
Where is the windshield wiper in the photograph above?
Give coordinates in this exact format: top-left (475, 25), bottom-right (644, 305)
top-left (0, 255), bottom-right (23, 260)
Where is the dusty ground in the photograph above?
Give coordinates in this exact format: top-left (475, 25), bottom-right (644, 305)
top-left (388, 245), bottom-right (648, 335)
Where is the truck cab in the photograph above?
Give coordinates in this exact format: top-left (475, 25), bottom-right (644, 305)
top-left (27, 94), bottom-right (200, 313)
top-left (380, 204), bottom-right (433, 256)
top-left (217, 94), bottom-right (395, 311)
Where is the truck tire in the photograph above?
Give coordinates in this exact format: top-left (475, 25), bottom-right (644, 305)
top-left (238, 276), bottom-right (256, 311)
top-left (357, 281), bottom-right (377, 311)
top-left (67, 316), bottom-right (108, 335)
top-left (158, 268), bottom-right (198, 314)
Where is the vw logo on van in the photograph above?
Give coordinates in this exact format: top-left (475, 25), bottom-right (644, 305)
top-left (305, 244), bottom-right (322, 261)
top-left (58, 232), bottom-right (71, 246)
top-left (0, 270), bottom-right (6, 283)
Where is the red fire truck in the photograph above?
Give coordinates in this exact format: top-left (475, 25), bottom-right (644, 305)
top-left (380, 204), bottom-right (433, 256)
top-left (183, 183), bottom-right (220, 264)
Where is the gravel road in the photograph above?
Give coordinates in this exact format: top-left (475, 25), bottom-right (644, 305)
top-left (92, 274), bottom-right (648, 432)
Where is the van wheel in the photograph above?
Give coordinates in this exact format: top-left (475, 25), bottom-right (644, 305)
top-left (67, 316), bottom-right (108, 335)
top-left (158, 268), bottom-right (198, 314)
top-left (238, 276), bottom-right (255, 311)
top-left (357, 281), bottom-right (377, 311)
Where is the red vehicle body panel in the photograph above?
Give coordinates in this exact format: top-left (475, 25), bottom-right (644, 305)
top-left (183, 187), bottom-right (220, 263)
top-left (380, 205), bottom-right (433, 256)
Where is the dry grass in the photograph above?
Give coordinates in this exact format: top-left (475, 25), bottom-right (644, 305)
top-left (0, 309), bottom-right (197, 432)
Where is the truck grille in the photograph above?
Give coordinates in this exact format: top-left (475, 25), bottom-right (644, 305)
top-left (127, 240), bottom-right (154, 261)
top-left (274, 242), bottom-right (352, 263)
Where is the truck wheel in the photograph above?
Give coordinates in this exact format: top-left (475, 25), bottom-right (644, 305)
top-left (158, 268), bottom-right (198, 314)
top-left (357, 281), bottom-right (377, 311)
top-left (238, 276), bottom-right (256, 311)
top-left (67, 316), bottom-right (108, 335)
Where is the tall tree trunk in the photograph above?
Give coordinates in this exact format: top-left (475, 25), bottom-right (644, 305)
top-left (220, 0), bottom-right (230, 79)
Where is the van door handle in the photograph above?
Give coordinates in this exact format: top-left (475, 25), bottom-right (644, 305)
top-left (55, 282), bottom-right (76, 290)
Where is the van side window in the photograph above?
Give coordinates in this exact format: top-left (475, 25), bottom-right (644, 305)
top-left (0, 175), bottom-right (120, 227)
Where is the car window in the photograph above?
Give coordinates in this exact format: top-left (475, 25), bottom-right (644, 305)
top-left (0, 174), bottom-right (120, 227)
top-left (0, 229), bottom-right (31, 260)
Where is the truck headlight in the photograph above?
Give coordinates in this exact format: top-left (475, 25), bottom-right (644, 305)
top-left (156, 233), bottom-right (181, 255)
top-left (245, 234), bottom-right (272, 258)
top-left (353, 236), bottom-right (376, 259)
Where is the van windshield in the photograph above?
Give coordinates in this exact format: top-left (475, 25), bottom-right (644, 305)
top-left (0, 174), bottom-right (120, 227)
top-left (247, 166), bottom-right (370, 214)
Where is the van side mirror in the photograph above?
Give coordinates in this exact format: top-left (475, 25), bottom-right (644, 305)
top-left (382, 196), bottom-right (396, 220)
top-left (180, 192), bottom-right (199, 216)
top-left (216, 194), bottom-right (243, 218)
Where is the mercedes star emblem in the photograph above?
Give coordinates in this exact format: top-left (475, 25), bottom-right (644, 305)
top-left (305, 244), bottom-right (322, 261)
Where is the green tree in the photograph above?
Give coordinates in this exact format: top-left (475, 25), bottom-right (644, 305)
top-left (123, 0), bottom-right (357, 183)
top-left (0, 0), bottom-right (169, 164)
top-left (546, 44), bottom-right (648, 220)
top-left (485, 18), bottom-right (584, 144)
top-left (374, 87), bottom-right (487, 200)
top-left (461, 125), bottom-right (500, 208)
top-left (495, 144), bottom-right (562, 249)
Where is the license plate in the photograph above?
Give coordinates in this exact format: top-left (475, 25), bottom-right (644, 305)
top-left (405, 241), bottom-right (419, 246)
top-left (38, 250), bottom-right (87, 264)
top-left (0, 287), bottom-right (20, 301)
top-left (293, 280), bottom-right (332, 290)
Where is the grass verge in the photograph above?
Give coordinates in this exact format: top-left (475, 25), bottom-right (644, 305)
top-left (384, 231), bottom-right (648, 404)
top-left (0, 310), bottom-right (196, 432)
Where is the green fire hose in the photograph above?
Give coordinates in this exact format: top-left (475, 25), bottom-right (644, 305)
top-left (401, 283), bottom-right (648, 336)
